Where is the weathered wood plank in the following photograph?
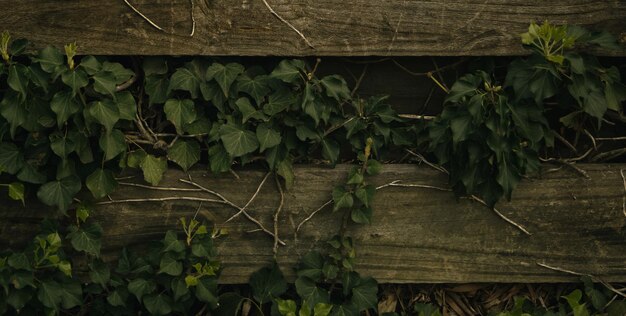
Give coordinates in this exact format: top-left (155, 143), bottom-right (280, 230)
top-left (1, 1), bottom-right (624, 56)
top-left (1, 164), bottom-right (625, 283)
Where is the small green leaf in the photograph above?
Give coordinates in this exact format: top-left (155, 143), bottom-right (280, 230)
top-left (89, 260), bottom-right (111, 287)
top-left (145, 75), bottom-right (170, 105)
top-left (351, 206), bottom-right (372, 224)
top-left (158, 254), bottom-right (183, 276)
top-left (264, 87), bottom-right (295, 115)
top-left (295, 276), bottom-right (330, 310)
top-left (33, 46), bottom-right (64, 73)
top-left (7, 252), bottom-right (30, 270)
top-left (238, 74), bottom-right (271, 105)
top-left (276, 298), bottom-right (297, 316)
top-left (195, 277), bottom-right (219, 307)
top-left (140, 154), bottom-right (168, 186)
top-left (92, 71), bottom-right (117, 96)
top-left (86, 169), bottom-right (118, 199)
top-left (321, 138), bottom-right (340, 164)
top-left (365, 159), bottom-right (382, 176)
top-left (332, 186), bottom-right (353, 212)
top-left (50, 90), bottom-right (81, 127)
top-left (143, 293), bottom-right (173, 316)
top-left (116, 91), bottom-right (137, 120)
top-left (7, 64), bottom-right (28, 96)
top-left (128, 278), bottom-right (156, 301)
top-left (313, 303), bottom-right (333, 316)
top-left (206, 62), bottom-right (244, 97)
top-left (80, 55), bottom-right (102, 75)
top-left (320, 75), bottom-right (351, 101)
top-left (250, 262), bottom-right (288, 304)
top-left (8, 182), bottom-right (25, 205)
top-left (99, 129), bottom-right (126, 161)
top-left (69, 223), bottom-right (102, 257)
top-left (61, 68), bottom-right (89, 95)
top-left (257, 124), bottom-right (282, 152)
top-left (164, 99), bottom-right (197, 134)
top-left (168, 139), bottom-right (201, 172)
top-left (169, 67), bottom-right (200, 98)
top-left (107, 288), bottom-right (128, 307)
top-left (270, 59), bottom-right (305, 83)
top-left (49, 133), bottom-right (75, 158)
top-left (37, 175), bottom-right (81, 211)
top-left (219, 124), bottom-right (259, 157)
top-left (89, 99), bottom-right (120, 132)
top-left (355, 185), bottom-right (375, 208)
top-left (0, 143), bottom-right (24, 174)
top-left (162, 231), bottom-right (185, 253)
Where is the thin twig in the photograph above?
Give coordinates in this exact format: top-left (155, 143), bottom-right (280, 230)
top-left (595, 136), bottom-right (626, 141)
top-left (123, 0), bottom-right (165, 32)
top-left (398, 114), bottom-right (436, 120)
top-left (565, 147), bottom-right (594, 162)
top-left (466, 195), bottom-right (532, 236)
top-left (583, 129), bottom-right (597, 151)
top-left (591, 148), bottom-right (626, 162)
top-left (115, 75), bottom-right (138, 92)
top-left (539, 158), bottom-right (590, 179)
top-left (97, 196), bottom-right (226, 205)
top-left (189, 0), bottom-right (196, 37)
top-left (351, 64), bottom-right (369, 96)
top-left (619, 169), bottom-right (626, 216)
top-left (296, 200), bottom-right (332, 233)
top-left (225, 172), bottom-right (271, 222)
top-left (404, 149), bottom-right (449, 174)
top-left (273, 174), bottom-right (285, 256)
top-left (261, 0), bottom-right (314, 48)
top-left (376, 180), bottom-right (451, 192)
top-left (118, 182), bottom-right (203, 192)
top-left (537, 262), bottom-right (626, 299)
top-left (554, 133), bottom-right (578, 154)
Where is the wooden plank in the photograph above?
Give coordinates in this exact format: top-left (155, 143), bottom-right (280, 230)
top-left (1, 164), bottom-right (626, 284)
top-left (1, 1), bottom-right (625, 56)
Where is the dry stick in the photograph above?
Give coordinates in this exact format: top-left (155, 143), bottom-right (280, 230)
top-left (118, 182), bottom-right (203, 192)
top-left (296, 199), bottom-right (332, 233)
top-left (404, 149), bottom-right (532, 235)
top-left (224, 172), bottom-right (271, 222)
top-left (351, 64), bottom-right (369, 96)
top-left (619, 169), bottom-right (626, 216)
top-left (273, 174), bottom-right (285, 256)
top-left (115, 75), bottom-right (138, 92)
top-left (398, 114), bottom-right (436, 121)
top-left (583, 129), bottom-right (597, 151)
top-left (539, 157), bottom-right (590, 179)
top-left (537, 262), bottom-right (626, 299)
top-left (554, 133), bottom-right (578, 154)
top-left (261, 0), bottom-right (314, 48)
top-left (591, 147), bottom-right (626, 162)
top-left (179, 177), bottom-right (286, 245)
top-left (596, 136), bottom-right (626, 141)
top-left (97, 196), bottom-right (226, 205)
top-left (123, 0), bottom-right (196, 37)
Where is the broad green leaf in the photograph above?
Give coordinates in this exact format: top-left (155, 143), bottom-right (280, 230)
top-left (8, 182), bottom-right (25, 205)
top-left (145, 75), bottom-right (170, 105)
top-left (171, 277), bottom-right (190, 301)
top-left (277, 158), bottom-right (295, 189)
top-left (92, 71), bottom-right (117, 96)
top-left (37, 175), bottom-right (81, 211)
top-left (140, 154), bottom-right (167, 186)
top-left (583, 90), bottom-right (607, 120)
top-left (208, 144), bottom-right (232, 173)
top-left (80, 55), bottom-right (102, 75)
top-left (238, 74), bottom-right (271, 104)
top-left (143, 57), bottom-right (168, 76)
top-left (264, 87), bottom-right (295, 115)
top-left (116, 91), bottom-right (137, 120)
top-left (295, 276), bottom-right (330, 309)
top-left (37, 280), bottom-right (62, 310)
top-left (314, 303), bottom-right (333, 316)
top-left (321, 138), bottom-right (340, 164)
top-left (69, 131), bottom-right (94, 164)
top-left (89, 99), bottom-right (120, 131)
top-left (7, 252), bottom-right (30, 270)
top-left (235, 97), bottom-right (265, 123)
top-left (332, 186), bottom-right (353, 212)
top-left (10, 271), bottom-right (35, 289)
top-left (164, 99), bottom-right (196, 134)
top-left (169, 67), bottom-right (200, 98)
top-left (6, 288), bottom-right (32, 311)
top-left (33, 46), bottom-right (63, 73)
top-left (276, 298), bottom-right (297, 316)
top-left (7, 64), bottom-right (28, 95)
top-left (296, 251), bottom-right (324, 281)
top-left (191, 235), bottom-right (216, 258)
top-left (162, 231), bottom-right (185, 253)
top-left (107, 288), bottom-right (128, 307)
top-left (250, 262), bottom-right (288, 303)
top-left (0, 142), bottom-right (24, 174)
top-left (450, 116), bottom-right (472, 145)
top-left (86, 169), bottom-right (118, 199)
top-left (50, 90), bottom-right (80, 127)
top-left (351, 206), bottom-right (372, 224)
top-left (206, 62), bottom-right (244, 97)
top-left (69, 224), bottom-right (102, 257)
top-left (168, 139), bottom-right (201, 172)
top-left (158, 254), bottom-right (183, 276)
top-left (61, 68), bottom-right (89, 95)
top-left (128, 278), bottom-right (156, 301)
top-left (219, 124), bottom-right (259, 157)
top-left (0, 93), bottom-right (27, 136)
top-left (271, 59), bottom-right (305, 83)
top-left (49, 133), bottom-right (75, 158)
top-left (99, 129), bottom-right (126, 161)
top-left (349, 275), bottom-right (378, 311)
top-left (446, 73), bottom-right (480, 103)
top-left (256, 124), bottom-right (282, 152)
top-left (127, 150), bottom-right (147, 168)
top-left (195, 277), bottom-right (219, 308)
top-left (365, 159), bottom-right (382, 176)
top-left (355, 185), bottom-right (375, 208)
top-left (89, 260), bottom-right (111, 287)
top-left (143, 293), bottom-right (173, 316)
top-left (102, 61), bottom-right (134, 84)
top-left (320, 75), bottom-right (351, 101)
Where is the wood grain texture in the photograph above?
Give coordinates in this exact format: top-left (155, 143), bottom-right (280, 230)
top-left (1, 0), bottom-right (625, 56)
top-left (1, 164), bottom-right (626, 283)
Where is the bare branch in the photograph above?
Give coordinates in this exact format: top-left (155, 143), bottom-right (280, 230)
top-left (261, 0), bottom-right (314, 48)
top-left (537, 262), bottom-right (626, 299)
top-left (273, 174), bottom-right (285, 256)
top-left (225, 172), bottom-right (271, 222)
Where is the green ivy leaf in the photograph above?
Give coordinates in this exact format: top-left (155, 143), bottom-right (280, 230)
top-left (102, 61), bottom-right (134, 84)
top-left (164, 99), bottom-right (197, 134)
top-left (89, 99), bottom-right (120, 132)
top-left (162, 231), bottom-right (185, 253)
top-left (219, 124), bottom-right (259, 157)
top-left (0, 93), bottom-right (27, 136)
top-left (206, 62), bottom-right (244, 97)
top-left (92, 71), bottom-right (117, 96)
top-left (320, 75), bottom-right (351, 101)
top-left (321, 138), bottom-right (340, 164)
top-left (49, 133), bottom-right (75, 158)
top-left (276, 158), bottom-right (295, 189)
top-left (257, 124), bottom-right (282, 152)
top-left (351, 206), bottom-right (372, 224)
top-left (296, 251), bottom-right (324, 281)
top-left (61, 68), bottom-right (89, 95)
top-left (354, 185), bottom-right (375, 208)
top-left (7, 252), bottom-right (30, 270)
top-left (107, 288), bottom-right (128, 307)
top-left (8, 182), bottom-right (25, 205)
top-left (99, 129), bottom-right (126, 161)
top-left (33, 46), bottom-right (64, 73)
top-left (208, 144), bottom-right (232, 174)
top-left (86, 169), bottom-right (118, 199)
top-left (127, 150), bottom-right (147, 168)
top-left (295, 276), bottom-right (330, 310)
top-left (314, 303), bottom-right (333, 316)
top-left (50, 90), bottom-right (80, 127)
top-left (582, 90), bottom-right (607, 120)
top-left (348, 275), bottom-right (378, 311)
top-left (191, 236), bottom-right (216, 258)
top-left (0, 143), bottom-right (24, 174)
top-left (7, 64), bottom-right (29, 96)
top-left (145, 75), bottom-right (170, 105)
top-left (89, 260), bottom-right (111, 287)
top-left (140, 154), bottom-right (167, 186)
top-left (276, 298), bottom-right (298, 316)
top-left (235, 97), bottom-right (265, 123)
top-left (264, 87), bottom-right (295, 115)
top-left (195, 277), bottom-right (218, 307)
top-left (17, 163), bottom-right (47, 184)
top-left (271, 59), bottom-right (305, 83)
top-left (80, 55), bottom-right (102, 75)
top-left (128, 278), bottom-right (156, 301)
top-left (158, 254), bottom-right (183, 276)
top-left (116, 91), bottom-right (137, 120)
top-left (238, 74), bottom-right (271, 105)
top-left (143, 293), bottom-right (173, 316)
top-left (68, 223), bottom-right (102, 257)
top-left (37, 175), bottom-right (81, 211)
top-left (168, 139), bottom-right (200, 172)
top-left (250, 262), bottom-right (288, 304)
top-left (332, 186), bottom-right (353, 212)
top-left (169, 67), bottom-right (200, 98)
